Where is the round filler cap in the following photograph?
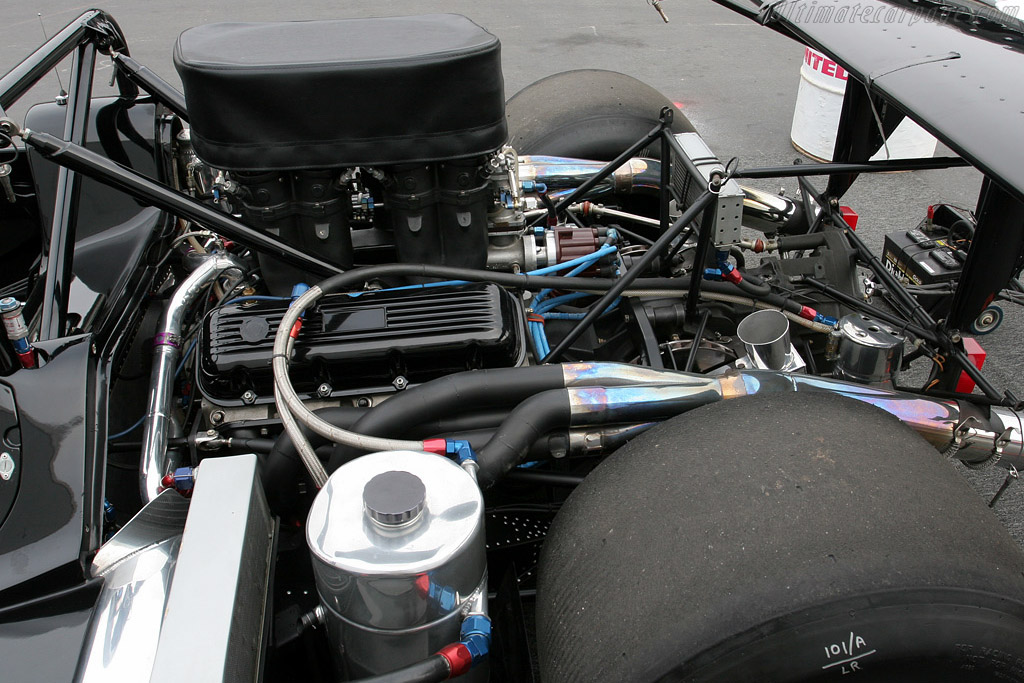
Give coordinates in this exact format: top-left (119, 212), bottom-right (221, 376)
top-left (362, 470), bottom-right (426, 527)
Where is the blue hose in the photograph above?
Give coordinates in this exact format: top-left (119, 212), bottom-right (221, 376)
top-left (530, 246), bottom-right (620, 357)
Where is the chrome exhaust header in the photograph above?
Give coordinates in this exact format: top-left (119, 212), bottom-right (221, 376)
top-left (562, 363), bottom-right (1023, 471)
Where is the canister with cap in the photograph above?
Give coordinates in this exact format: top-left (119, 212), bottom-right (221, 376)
top-left (833, 314), bottom-right (904, 386)
top-left (306, 450), bottom-right (486, 677)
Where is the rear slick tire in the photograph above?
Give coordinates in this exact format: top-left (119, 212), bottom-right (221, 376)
top-left (505, 69), bottom-right (695, 160)
top-left (537, 392), bottom-right (1024, 682)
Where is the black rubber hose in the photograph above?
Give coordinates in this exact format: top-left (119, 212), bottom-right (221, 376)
top-left (478, 389), bottom-right (572, 487)
top-left (229, 437), bottom-right (276, 453)
top-left (337, 366), bottom-right (565, 461)
top-left (735, 272), bottom-right (772, 297)
top-left (728, 246), bottom-right (746, 270)
top-left (776, 232), bottom-right (828, 252)
top-left (265, 406), bottom-right (513, 511)
top-left (107, 437), bottom-right (186, 453)
top-left (260, 406), bottom-right (365, 512)
top-left (348, 654), bottom-right (451, 683)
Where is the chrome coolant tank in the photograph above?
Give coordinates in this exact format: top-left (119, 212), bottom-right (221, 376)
top-left (306, 450), bottom-right (486, 677)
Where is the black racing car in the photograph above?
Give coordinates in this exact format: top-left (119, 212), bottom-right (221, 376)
top-left (1, 1), bottom-right (1024, 680)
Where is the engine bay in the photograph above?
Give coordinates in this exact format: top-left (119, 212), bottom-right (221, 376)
top-left (2, 7), bottom-right (1024, 682)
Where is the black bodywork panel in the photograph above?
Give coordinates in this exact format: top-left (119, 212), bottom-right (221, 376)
top-left (0, 580), bottom-right (101, 683)
top-left (0, 337), bottom-right (96, 598)
top-left (717, 0), bottom-right (1024, 203)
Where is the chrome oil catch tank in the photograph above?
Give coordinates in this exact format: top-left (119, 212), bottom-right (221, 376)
top-left (306, 450), bottom-right (486, 677)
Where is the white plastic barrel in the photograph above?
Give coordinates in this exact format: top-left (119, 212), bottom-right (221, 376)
top-left (790, 47), bottom-right (937, 162)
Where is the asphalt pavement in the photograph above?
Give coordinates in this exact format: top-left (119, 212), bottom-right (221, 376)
top-left (3, 0), bottom-right (1022, 535)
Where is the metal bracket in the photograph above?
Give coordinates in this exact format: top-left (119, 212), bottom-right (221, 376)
top-left (959, 425), bottom-right (1017, 470)
top-left (989, 465), bottom-right (1019, 508)
top-left (942, 415), bottom-right (979, 459)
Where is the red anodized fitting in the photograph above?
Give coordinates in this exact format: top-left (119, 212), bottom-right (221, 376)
top-left (437, 643), bottom-right (473, 678)
top-left (721, 267), bottom-right (743, 285)
top-left (422, 438), bottom-right (447, 455)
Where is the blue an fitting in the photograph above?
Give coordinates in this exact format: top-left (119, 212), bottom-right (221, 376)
top-left (521, 180), bottom-right (548, 193)
top-left (700, 250), bottom-right (729, 279)
top-left (172, 466), bottom-right (195, 492)
top-left (427, 581), bottom-right (459, 613)
top-left (290, 283), bottom-right (311, 321)
top-left (815, 313), bottom-right (839, 326)
top-left (460, 614), bottom-right (492, 666)
top-left (103, 498), bottom-right (116, 524)
top-left (446, 440), bottom-right (478, 465)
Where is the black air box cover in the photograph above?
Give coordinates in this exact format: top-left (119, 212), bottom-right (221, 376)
top-left (174, 14), bottom-right (507, 171)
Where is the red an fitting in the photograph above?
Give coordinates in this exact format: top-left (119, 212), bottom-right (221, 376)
top-left (422, 438), bottom-right (447, 455)
top-left (721, 268), bottom-right (743, 285)
top-left (437, 643), bottom-right (473, 678)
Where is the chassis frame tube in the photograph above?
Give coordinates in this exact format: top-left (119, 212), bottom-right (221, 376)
top-left (39, 42), bottom-right (95, 340)
top-left (0, 10), bottom-right (119, 110)
top-left (19, 129), bottom-right (343, 277)
top-left (111, 53), bottom-right (189, 122)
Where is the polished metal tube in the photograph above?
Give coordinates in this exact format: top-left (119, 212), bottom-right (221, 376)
top-left (740, 186), bottom-right (804, 233)
top-left (518, 155), bottom-right (804, 233)
top-left (561, 361), bottom-right (707, 387)
top-left (139, 252), bottom-right (245, 502)
top-left (564, 366), bottom-right (1023, 471)
top-left (737, 309), bottom-right (792, 370)
top-left (77, 491), bottom-right (189, 683)
top-left (518, 155), bottom-right (651, 193)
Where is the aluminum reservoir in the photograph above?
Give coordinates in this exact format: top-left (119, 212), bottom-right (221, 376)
top-left (306, 450), bottom-right (486, 677)
top-left (833, 314), bottom-right (904, 386)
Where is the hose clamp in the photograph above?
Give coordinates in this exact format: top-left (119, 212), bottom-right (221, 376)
top-left (153, 332), bottom-right (182, 349)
